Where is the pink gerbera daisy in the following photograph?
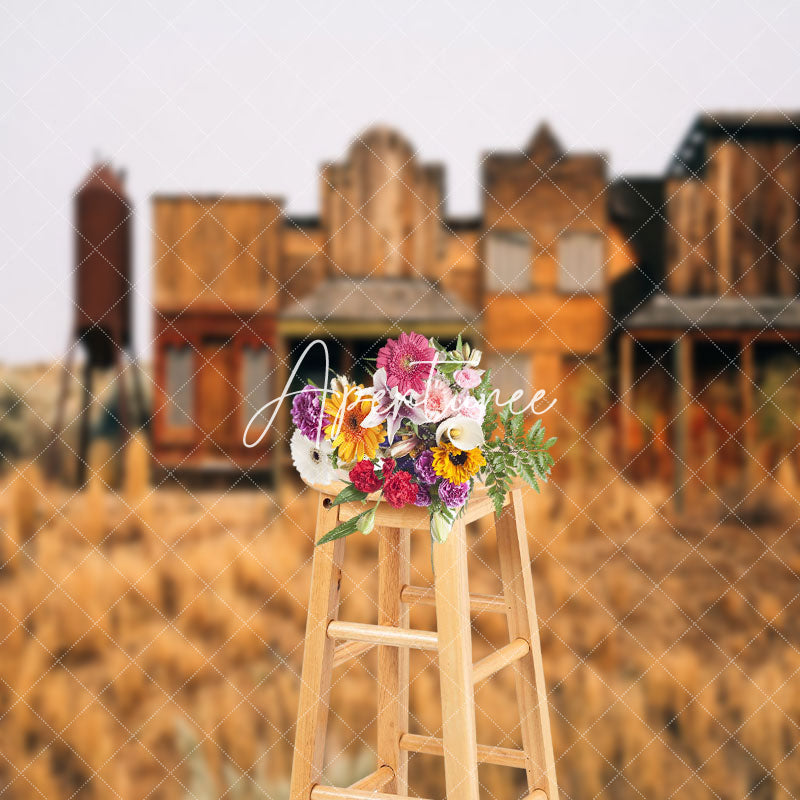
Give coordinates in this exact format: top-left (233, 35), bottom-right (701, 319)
top-left (376, 332), bottom-right (436, 395)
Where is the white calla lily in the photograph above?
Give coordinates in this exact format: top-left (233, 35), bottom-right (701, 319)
top-left (435, 415), bottom-right (484, 450)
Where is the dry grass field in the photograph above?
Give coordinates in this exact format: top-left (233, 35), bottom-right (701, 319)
top-left (1, 435), bottom-right (800, 800)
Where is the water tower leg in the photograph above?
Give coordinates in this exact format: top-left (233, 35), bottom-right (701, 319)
top-left (115, 346), bottom-right (129, 439)
top-left (76, 359), bottom-right (93, 487)
top-left (47, 348), bottom-right (75, 479)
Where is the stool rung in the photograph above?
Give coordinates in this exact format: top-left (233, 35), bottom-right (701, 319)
top-left (400, 585), bottom-right (506, 614)
top-left (348, 765), bottom-right (393, 791)
top-left (399, 733), bottom-right (527, 768)
top-left (327, 620), bottom-right (438, 651)
top-left (472, 637), bottom-right (530, 684)
top-left (312, 786), bottom-right (429, 800)
top-left (524, 791), bottom-right (548, 800)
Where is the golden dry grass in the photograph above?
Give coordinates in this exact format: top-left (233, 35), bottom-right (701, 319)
top-left (0, 455), bottom-right (798, 800)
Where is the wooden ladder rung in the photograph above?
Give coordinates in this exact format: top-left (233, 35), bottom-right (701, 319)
top-left (311, 786), bottom-right (431, 800)
top-left (327, 620), bottom-right (438, 651)
top-left (332, 640), bottom-right (374, 668)
top-left (472, 637), bottom-right (530, 684)
top-left (348, 765), bottom-right (394, 791)
top-left (400, 585), bottom-right (506, 614)
top-left (399, 733), bottom-right (527, 769)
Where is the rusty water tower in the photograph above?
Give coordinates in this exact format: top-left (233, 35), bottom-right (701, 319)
top-left (50, 163), bottom-right (147, 484)
top-left (75, 163), bottom-right (132, 367)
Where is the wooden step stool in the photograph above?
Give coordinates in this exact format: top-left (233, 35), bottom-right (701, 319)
top-left (289, 486), bottom-right (558, 800)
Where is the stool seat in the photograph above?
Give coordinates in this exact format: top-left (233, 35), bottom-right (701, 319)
top-left (289, 486), bottom-right (558, 800)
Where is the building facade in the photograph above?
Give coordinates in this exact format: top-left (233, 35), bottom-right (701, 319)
top-left (618, 112), bottom-right (800, 490)
top-left (151, 113), bottom-right (800, 481)
top-left (152, 196), bottom-right (283, 474)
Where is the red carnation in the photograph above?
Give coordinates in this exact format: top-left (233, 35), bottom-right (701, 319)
top-left (383, 470), bottom-right (417, 509)
top-left (349, 460), bottom-right (383, 493)
top-left (381, 458), bottom-right (396, 478)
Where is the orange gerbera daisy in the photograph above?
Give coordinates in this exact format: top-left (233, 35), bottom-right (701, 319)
top-left (324, 384), bottom-right (385, 463)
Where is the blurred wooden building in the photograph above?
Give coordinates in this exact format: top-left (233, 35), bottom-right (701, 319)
top-left (151, 196), bottom-right (283, 474)
top-left (481, 123), bottom-right (613, 401)
top-left (151, 112), bottom-right (800, 480)
top-left (616, 112), bottom-right (800, 488)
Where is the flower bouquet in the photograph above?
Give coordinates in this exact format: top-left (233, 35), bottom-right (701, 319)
top-left (289, 332), bottom-right (556, 546)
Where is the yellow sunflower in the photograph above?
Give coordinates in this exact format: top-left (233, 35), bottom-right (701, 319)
top-left (324, 385), bottom-right (384, 463)
top-left (431, 443), bottom-right (486, 484)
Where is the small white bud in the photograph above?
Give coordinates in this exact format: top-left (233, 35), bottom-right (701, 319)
top-left (431, 512), bottom-right (452, 544)
top-left (356, 506), bottom-right (376, 536)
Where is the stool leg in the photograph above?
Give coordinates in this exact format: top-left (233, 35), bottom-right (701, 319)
top-left (433, 518), bottom-right (480, 800)
top-left (377, 526), bottom-right (411, 793)
top-left (289, 497), bottom-right (346, 800)
top-left (495, 488), bottom-right (558, 799)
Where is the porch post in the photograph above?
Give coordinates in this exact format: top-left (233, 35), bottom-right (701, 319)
top-left (619, 332), bottom-right (635, 464)
top-left (674, 333), bottom-right (694, 512)
top-left (739, 336), bottom-right (757, 491)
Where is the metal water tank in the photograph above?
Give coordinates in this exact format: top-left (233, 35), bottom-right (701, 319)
top-left (74, 163), bottom-right (132, 367)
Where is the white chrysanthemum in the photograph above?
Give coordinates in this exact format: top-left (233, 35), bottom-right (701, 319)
top-left (290, 429), bottom-right (336, 485)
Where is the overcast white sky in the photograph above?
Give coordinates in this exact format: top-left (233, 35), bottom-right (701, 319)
top-left (1, 0), bottom-right (798, 364)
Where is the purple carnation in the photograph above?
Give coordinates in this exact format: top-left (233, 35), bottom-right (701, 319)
top-left (414, 450), bottom-right (437, 485)
top-left (396, 455), bottom-right (415, 473)
top-left (291, 386), bottom-right (330, 441)
top-left (413, 484), bottom-right (432, 507)
top-left (438, 479), bottom-right (470, 509)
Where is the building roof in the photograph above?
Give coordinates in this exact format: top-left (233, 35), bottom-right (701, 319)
top-left (668, 110), bottom-right (800, 177)
top-left (285, 214), bottom-right (320, 230)
top-left (77, 163), bottom-right (128, 198)
top-left (625, 293), bottom-right (800, 331)
top-left (698, 110), bottom-right (800, 131)
top-left (151, 192), bottom-right (285, 205)
top-left (525, 122), bottom-right (564, 163)
top-left (280, 277), bottom-right (477, 324)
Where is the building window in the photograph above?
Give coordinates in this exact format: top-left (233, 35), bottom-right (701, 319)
top-left (485, 353), bottom-right (534, 400)
top-left (243, 345), bottom-right (272, 420)
top-left (558, 232), bottom-right (604, 292)
top-left (486, 231), bottom-right (532, 292)
top-left (165, 345), bottom-right (194, 427)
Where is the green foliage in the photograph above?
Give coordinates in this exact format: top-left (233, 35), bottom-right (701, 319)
top-left (482, 405), bottom-right (556, 515)
top-left (329, 484), bottom-right (369, 506)
top-left (316, 506), bottom-right (375, 545)
top-left (314, 484), bottom-right (374, 544)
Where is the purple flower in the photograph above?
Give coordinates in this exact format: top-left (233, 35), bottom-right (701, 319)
top-left (291, 385), bottom-right (330, 442)
top-left (413, 484), bottom-right (432, 507)
top-left (438, 479), bottom-right (470, 509)
top-left (396, 455), bottom-right (415, 473)
top-left (414, 450), bottom-right (437, 485)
